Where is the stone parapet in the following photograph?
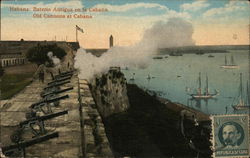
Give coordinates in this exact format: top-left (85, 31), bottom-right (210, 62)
top-left (78, 79), bottom-right (113, 158)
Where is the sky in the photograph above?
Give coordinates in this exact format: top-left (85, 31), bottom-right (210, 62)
top-left (1, 0), bottom-right (249, 48)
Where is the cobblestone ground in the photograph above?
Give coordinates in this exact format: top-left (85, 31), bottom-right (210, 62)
top-left (0, 70), bottom-right (84, 157)
top-left (0, 44), bottom-right (113, 158)
top-left (0, 44), bottom-right (84, 157)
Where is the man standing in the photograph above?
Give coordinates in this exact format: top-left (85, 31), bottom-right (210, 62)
top-left (38, 69), bottom-right (44, 83)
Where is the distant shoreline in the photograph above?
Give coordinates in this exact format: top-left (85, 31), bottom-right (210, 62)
top-left (158, 45), bottom-right (249, 55)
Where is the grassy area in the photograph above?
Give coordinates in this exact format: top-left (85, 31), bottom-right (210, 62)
top-left (0, 73), bottom-right (33, 100)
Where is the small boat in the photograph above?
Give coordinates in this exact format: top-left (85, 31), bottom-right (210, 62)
top-left (147, 74), bottom-right (151, 80)
top-left (196, 52), bottom-right (204, 55)
top-left (220, 55), bottom-right (239, 69)
top-left (147, 74), bottom-right (156, 79)
top-left (208, 54), bottom-right (214, 58)
top-left (187, 72), bottom-right (218, 99)
top-left (232, 73), bottom-right (250, 110)
top-left (153, 56), bottom-right (163, 59)
top-left (169, 52), bottom-right (183, 56)
top-left (130, 73), bottom-right (135, 81)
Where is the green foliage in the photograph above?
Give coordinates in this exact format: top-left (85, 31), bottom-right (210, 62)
top-left (0, 67), bottom-right (4, 77)
top-left (0, 73), bottom-right (33, 99)
top-left (26, 44), bottom-right (66, 66)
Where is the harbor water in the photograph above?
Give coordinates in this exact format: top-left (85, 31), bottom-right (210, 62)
top-left (122, 50), bottom-right (249, 115)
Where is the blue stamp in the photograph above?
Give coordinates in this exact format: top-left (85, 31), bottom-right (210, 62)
top-left (212, 115), bottom-right (249, 157)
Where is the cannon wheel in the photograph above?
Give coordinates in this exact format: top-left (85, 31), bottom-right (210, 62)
top-left (10, 130), bottom-right (22, 143)
top-left (25, 111), bottom-right (37, 119)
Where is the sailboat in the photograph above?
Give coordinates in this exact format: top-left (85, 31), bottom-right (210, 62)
top-left (188, 72), bottom-right (218, 99)
top-left (220, 55), bottom-right (239, 69)
top-left (129, 73), bottom-right (135, 81)
top-left (232, 73), bottom-right (250, 110)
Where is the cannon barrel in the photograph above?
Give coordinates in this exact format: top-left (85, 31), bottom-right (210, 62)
top-left (55, 73), bottom-right (73, 79)
top-left (48, 76), bottom-right (71, 85)
top-left (1, 132), bottom-right (59, 156)
top-left (41, 87), bottom-right (73, 98)
top-left (44, 80), bottom-right (70, 90)
top-left (59, 70), bottom-right (74, 75)
top-left (30, 95), bottom-right (69, 109)
top-left (19, 110), bottom-right (68, 127)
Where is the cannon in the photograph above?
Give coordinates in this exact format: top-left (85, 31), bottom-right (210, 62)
top-left (2, 132), bottom-right (59, 157)
top-left (30, 95), bottom-right (69, 112)
top-left (59, 70), bottom-right (74, 75)
top-left (41, 87), bottom-right (73, 98)
top-left (48, 76), bottom-right (71, 85)
top-left (49, 71), bottom-right (73, 80)
top-left (44, 80), bottom-right (70, 90)
top-left (29, 95), bottom-right (69, 114)
top-left (20, 110), bottom-right (68, 127)
top-left (54, 71), bottom-right (73, 79)
top-left (10, 110), bottom-right (68, 144)
top-left (42, 86), bottom-right (60, 95)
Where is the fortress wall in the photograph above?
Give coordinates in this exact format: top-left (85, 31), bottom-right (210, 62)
top-left (78, 79), bottom-right (113, 158)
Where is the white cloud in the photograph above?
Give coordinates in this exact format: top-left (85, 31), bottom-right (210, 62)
top-left (91, 2), bottom-right (190, 21)
top-left (92, 2), bottom-right (168, 12)
top-left (203, 0), bottom-right (249, 17)
top-left (180, 1), bottom-right (210, 12)
top-left (2, 0), bottom-right (83, 10)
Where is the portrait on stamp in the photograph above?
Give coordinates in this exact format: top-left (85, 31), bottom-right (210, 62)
top-left (213, 115), bottom-right (249, 157)
top-left (218, 121), bottom-right (244, 148)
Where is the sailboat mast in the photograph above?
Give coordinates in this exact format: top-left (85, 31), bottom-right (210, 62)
top-left (198, 72), bottom-right (202, 95)
top-left (239, 73), bottom-right (243, 102)
top-left (247, 81), bottom-right (250, 105)
top-left (206, 75), bottom-right (209, 95)
top-left (231, 56), bottom-right (235, 65)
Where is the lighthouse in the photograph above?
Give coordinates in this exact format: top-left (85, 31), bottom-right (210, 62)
top-left (109, 35), bottom-right (113, 48)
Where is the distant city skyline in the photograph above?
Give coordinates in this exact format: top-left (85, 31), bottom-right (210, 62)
top-left (1, 0), bottom-right (249, 48)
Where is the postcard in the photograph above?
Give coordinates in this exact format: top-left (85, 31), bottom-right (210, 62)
top-left (0, 0), bottom-right (249, 157)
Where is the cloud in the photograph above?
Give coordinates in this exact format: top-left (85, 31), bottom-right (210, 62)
top-left (2, 0), bottom-right (84, 10)
top-left (180, 1), bottom-right (210, 12)
top-left (92, 2), bottom-right (168, 12)
top-left (91, 2), bottom-right (190, 21)
top-left (203, 0), bottom-right (249, 18)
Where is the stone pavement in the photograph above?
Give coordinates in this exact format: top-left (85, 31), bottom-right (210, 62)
top-left (0, 42), bottom-right (114, 157)
top-left (0, 72), bottom-right (83, 157)
top-left (0, 72), bottom-right (113, 157)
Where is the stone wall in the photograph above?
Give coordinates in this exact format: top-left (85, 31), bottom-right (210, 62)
top-left (78, 79), bottom-right (113, 157)
top-left (89, 67), bottom-right (130, 118)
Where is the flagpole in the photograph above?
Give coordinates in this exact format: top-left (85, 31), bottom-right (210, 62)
top-left (76, 26), bottom-right (78, 42)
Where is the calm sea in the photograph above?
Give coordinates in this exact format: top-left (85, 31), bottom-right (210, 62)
top-left (122, 50), bottom-right (250, 115)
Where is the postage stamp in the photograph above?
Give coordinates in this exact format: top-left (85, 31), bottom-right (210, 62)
top-left (211, 114), bottom-right (249, 158)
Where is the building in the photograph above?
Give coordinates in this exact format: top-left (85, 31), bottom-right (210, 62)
top-left (0, 40), bottom-right (79, 67)
top-left (109, 35), bottom-right (113, 48)
top-left (0, 53), bottom-right (26, 67)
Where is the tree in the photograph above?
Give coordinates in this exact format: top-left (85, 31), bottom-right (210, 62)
top-left (26, 44), bottom-right (66, 66)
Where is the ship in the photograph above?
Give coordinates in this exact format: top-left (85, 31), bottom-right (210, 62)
top-left (169, 52), bottom-right (183, 56)
top-left (153, 56), bottom-right (163, 59)
top-left (129, 73), bottom-right (135, 81)
top-left (187, 72), bottom-right (218, 99)
top-left (232, 73), bottom-right (250, 111)
top-left (220, 55), bottom-right (239, 69)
